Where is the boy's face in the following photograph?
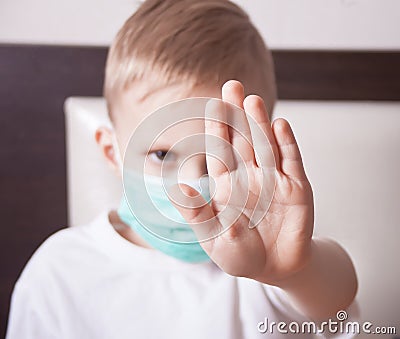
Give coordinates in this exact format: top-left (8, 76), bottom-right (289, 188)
top-left (96, 81), bottom-right (221, 180)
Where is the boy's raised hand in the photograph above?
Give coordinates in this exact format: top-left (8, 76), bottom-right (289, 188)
top-left (173, 80), bottom-right (314, 285)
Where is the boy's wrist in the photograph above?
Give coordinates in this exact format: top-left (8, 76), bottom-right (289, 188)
top-left (254, 239), bottom-right (315, 288)
top-left (257, 238), bottom-right (358, 320)
top-left (271, 240), bottom-right (316, 289)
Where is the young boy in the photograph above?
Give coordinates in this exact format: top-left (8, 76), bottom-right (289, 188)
top-left (7, 0), bottom-right (358, 338)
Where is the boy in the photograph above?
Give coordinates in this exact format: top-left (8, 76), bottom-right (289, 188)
top-left (7, 0), bottom-right (358, 338)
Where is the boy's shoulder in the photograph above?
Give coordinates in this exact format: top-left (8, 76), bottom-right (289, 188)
top-left (17, 211), bottom-right (111, 286)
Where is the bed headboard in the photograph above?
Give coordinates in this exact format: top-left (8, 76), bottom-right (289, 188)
top-left (1, 44), bottom-right (399, 336)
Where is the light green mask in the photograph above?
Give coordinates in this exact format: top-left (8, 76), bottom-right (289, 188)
top-left (117, 170), bottom-right (211, 263)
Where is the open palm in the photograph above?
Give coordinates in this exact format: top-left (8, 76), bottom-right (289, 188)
top-left (174, 80), bottom-right (314, 284)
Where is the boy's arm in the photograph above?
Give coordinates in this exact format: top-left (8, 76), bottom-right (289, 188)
top-left (6, 279), bottom-right (57, 339)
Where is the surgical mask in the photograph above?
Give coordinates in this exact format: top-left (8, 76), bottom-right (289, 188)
top-left (113, 133), bottom-right (211, 263)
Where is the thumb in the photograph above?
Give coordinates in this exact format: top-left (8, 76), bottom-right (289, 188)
top-left (169, 183), bottom-right (221, 244)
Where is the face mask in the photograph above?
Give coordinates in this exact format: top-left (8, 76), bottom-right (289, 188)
top-left (112, 133), bottom-right (211, 263)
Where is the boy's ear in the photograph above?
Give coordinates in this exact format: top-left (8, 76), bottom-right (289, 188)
top-left (95, 126), bottom-right (121, 177)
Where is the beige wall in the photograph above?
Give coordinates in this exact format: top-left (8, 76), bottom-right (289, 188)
top-left (0, 0), bottom-right (399, 49)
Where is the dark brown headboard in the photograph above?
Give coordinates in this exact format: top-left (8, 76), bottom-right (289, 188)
top-left (0, 44), bottom-right (399, 336)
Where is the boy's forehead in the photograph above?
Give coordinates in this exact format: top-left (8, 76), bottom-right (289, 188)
top-left (114, 80), bottom-right (221, 127)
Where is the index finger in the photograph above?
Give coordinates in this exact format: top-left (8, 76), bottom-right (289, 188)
top-left (205, 99), bottom-right (235, 177)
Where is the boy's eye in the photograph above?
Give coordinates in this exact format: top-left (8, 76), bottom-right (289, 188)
top-left (148, 150), bottom-right (176, 163)
top-left (155, 150), bottom-right (168, 160)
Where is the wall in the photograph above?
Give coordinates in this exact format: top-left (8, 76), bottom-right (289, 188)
top-left (0, 0), bottom-right (399, 49)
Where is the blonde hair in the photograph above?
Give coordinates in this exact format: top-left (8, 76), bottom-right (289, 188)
top-left (104, 0), bottom-right (277, 118)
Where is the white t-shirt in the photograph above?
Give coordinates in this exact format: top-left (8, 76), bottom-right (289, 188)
top-left (6, 211), bottom-right (357, 339)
